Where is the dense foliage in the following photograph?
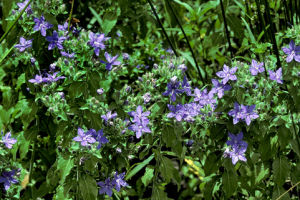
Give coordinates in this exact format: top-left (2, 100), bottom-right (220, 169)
top-left (0, 0), bottom-right (300, 199)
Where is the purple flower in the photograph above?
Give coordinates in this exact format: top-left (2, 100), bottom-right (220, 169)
top-left (15, 37), bottom-right (32, 52)
top-left (282, 40), bottom-right (300, 63)
top-left (268, 68), bottom-right (283, 84)
top-left (249, 59), bottom-right (264, 76)
top-left (88, 32), bottom-right (110, 56)
top-left (228, 102), bottom-right (246, 125)
top-left (88, 129), bottom-right (109, 149)
top-left (100, 52), bottom-right (121, 71)
top-left (226, 132), bottom-right (247, 149)
top-left (123, 53), bottom-right (130, 60)
top-left (43, 72), bottom-right (65, 83)
top-left (241, 105), bottom-right (259, 126)
top-left (112, 172), bottom-right (128, 192)
top-left (33, 15), bottom-right (53, 37)
top-left (143, 93), bottom-right (151, 104)
top-left (0, 170), bottom-right (18, 191)
top-left (167, 103), bottom-right (202, 122)
top-left (17, 0), bottom-right (32, 15)
top-left (228, 103), bottom-right (258, 126)
top-left (163, 76), bottom-right (184, 102)
top-left (30, 57), bottom-right (36, 65)
top-left (97, 88), bottom-right (104, 95)
top-left (1, 131), bottom-right (17, 149)
top-left (101, 111), bottom-right (117, 123)
top-left (181, 76), bottom-right (192, 96)
top-left (216, 64), bottom-right (237, 84)
top-left (58, 22), bottom-right (69, 32)
top-left (46, 31), bottom-right (67, 50)
top-left (210, 79), bottom-right (231, 98)
top-left (224, 146), bottom-right (247, 165)
top-left (50, 63), bottom-right (56, 72)
top-left (128, 105), bottom-right (150, 124)
top-left (178, 64), bottom-right (187, 72)
top-left (29, 74), bottom-right (43, 84)
top-left (61, 51), bottom-right (75, 58)
top-left (97, 178), bottom-right (114, 197)
top-left (128, 119), bottom-right (151, 139)
top-left (73, 127), bottom-right (96, 147)
top-left (194, 88), bottom-right (216, 106)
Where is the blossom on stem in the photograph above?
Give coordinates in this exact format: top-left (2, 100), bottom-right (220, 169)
top-left (15, 37), bottom-right (32, 52)
top-left (268, 68), bottom-right (283, 84)
top-left (73, 127), bottom-right (96, 147)
top-left (46, 31), bottom-right (67, 50)
top-left (100, 52), bottom-right (121, 71)
top-left (282, 40), bottom-right (300, 63)
top-left (249, 59), bottom-right (264, 76)
top-left (1, 131), bottom-right (17, 149)
top-left (0, 170), bottom-right (18, 191)
top-left (33, 15), bottom-right (53, 36)
top-left (216, 64), bottom-right (237, 84)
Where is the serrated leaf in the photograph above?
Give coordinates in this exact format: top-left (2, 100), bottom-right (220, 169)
top-left (273, 156), bottom-right (290, 186)
top-left (272, 185), bottom-right (290, 200)
top-left (255, 164), bottom-right (269, 184)
top-left (222, 164), bottom-right (237, 198)
top-left (79, 174), bottom-right (98, 200)
top-left (151, 184), bottom-right (169, 200)
top-left (159, 156), bottom-right (180, 188)
top-left (57, 155), bottom-right (74, 184)
top-left (141, 167), bottom-right (154, 187)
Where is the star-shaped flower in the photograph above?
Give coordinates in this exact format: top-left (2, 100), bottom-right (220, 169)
top-left (216, 64), bottom-right (237, 84)
top-left (282, 40), bottom-right (300, 63)
top-left (268, 68), bottom-right (283, 84)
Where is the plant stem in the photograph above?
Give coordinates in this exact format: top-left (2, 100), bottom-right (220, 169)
top-left (147, 0), bottom-right (178, 57)
top-left (0, 0), bottom-right (33, 44)
top-left (165, 0), bottom-right (205, 84)
top-left (68, 0), bottom-right (75, 32)
top-left (220, 0), bottom-right (233, 59)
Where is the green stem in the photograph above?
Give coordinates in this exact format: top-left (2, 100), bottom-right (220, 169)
top-left (147, 0), bottom-right (178, 57)
top-left (68, 0), bottom-right (75, 32)
top-left (220, 0), bottom-right (233, 59)
top-left (0, 0), bottom-right (33, 44)
top-left (165, 0), bottom-right (205, 84)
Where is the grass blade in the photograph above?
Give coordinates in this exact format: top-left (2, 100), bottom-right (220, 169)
top-left (0, 0), bottom-right (33, 44)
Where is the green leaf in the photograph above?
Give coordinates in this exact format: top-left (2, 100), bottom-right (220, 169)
top-left (141, 166), bottom-right (154, 187)
top-left (272, 185), bottom-right (290, 200)
top-left (79, 174), bottom-right (98, 200)
top-left (255, 163), bottom-right (269, 184)
top-left (57, 155), bottom-right (74, 185)
top-left (173, 0), bottom-right (194, 13)
top-left (241, 17), bottom-right (256, 44)
top-left (151, 184), bottom-right (169, 200)
top-left (102, 9), bottom-right (120, 34)
top-left (159, 156), bottom-right (180, 187)
top-left (222, 160), bottom-right (237, 198)
top-left (273, 156), bottom-right (290, 186)
top-left (126, 154), bottom-right (154, 180)
top-left (89, 7), bottom-right (103, 32)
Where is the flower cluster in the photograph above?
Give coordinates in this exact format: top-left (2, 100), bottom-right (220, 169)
top-left (73, 127), bottom-right (108, 149)
top-left (167, 103), bottom-right (202, 122)
top-left (128, 106), bottom-right (151, 138)
top-left (163, 76), bottom-right (184, 102)
top-left (224, 132), bottom-right (248, 165)
top-left (29, 72), bottom-right (65, 84)
top-left (97, 172), bottom-right (128, 197)
top-left (228, 103), bottom-right (259, 126)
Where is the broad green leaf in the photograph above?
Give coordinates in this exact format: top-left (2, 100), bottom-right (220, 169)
top-left (79, 174), bottom-right (98, 200)
top-left (151, 184), bottom-right (169, 200)
top-left (57, 155), bottom-right (74, 184)
top-left (222, 160), bottom-right (237, 198)
top-left (126, 154), bottom-right (154, 180)
top-left (159, 156), bottom-right (180, 188)
top-left (273, 156), bottom-right (290, 186)
top-left (102, 9), bottom-right (120, 34)
top-left (141, 166), bottom-right (154, 187)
